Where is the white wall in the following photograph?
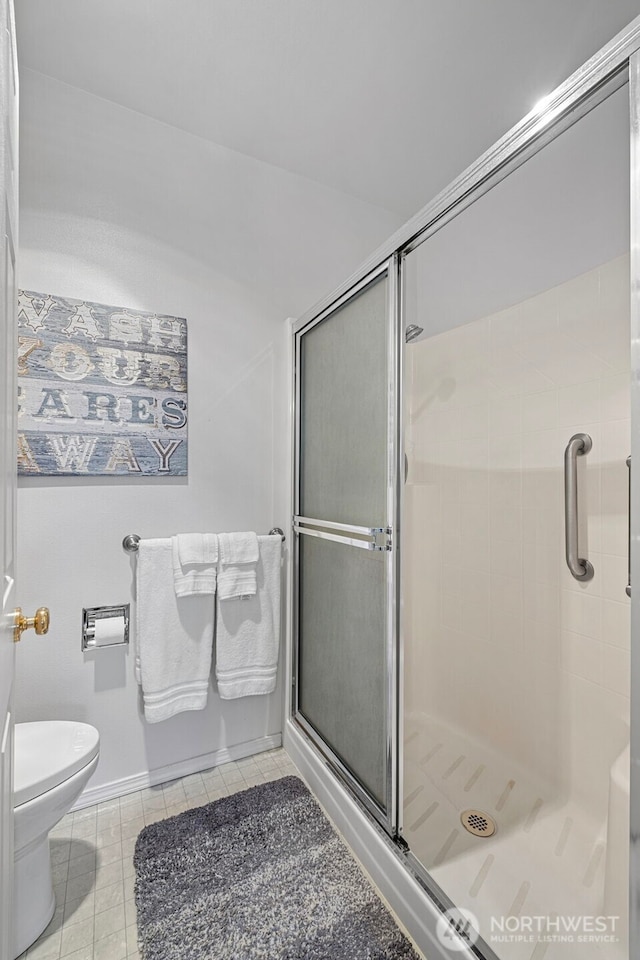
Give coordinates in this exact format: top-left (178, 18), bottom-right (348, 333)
top-left (405, 254), bottom-right (630, 820)
top-left (15, 69), bottom-right (400, 794)
top-left (402, 85), bottom-right (631, 826)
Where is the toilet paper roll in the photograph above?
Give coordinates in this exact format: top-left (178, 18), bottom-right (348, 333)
top-left (93, 615), bottom-right (126, 647)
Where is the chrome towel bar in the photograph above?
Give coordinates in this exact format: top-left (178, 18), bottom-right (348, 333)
top-left (122, 528), bottom-right (285, 553)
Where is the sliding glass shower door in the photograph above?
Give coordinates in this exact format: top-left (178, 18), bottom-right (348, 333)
top-left (290, 27), bottom-right (640, 960)
top-left (293, 259), bottom-right (399, 829)
top-left (401, 83), bottom-right (631, 960)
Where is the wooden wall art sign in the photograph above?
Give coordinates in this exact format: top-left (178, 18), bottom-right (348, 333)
top-left (17, 291), bottom-right (188, 476)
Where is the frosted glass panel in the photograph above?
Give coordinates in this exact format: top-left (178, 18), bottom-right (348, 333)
top-left (300, 273), bottom-right (388, 526)
top-left (298, 534), bottom-right (387, 808)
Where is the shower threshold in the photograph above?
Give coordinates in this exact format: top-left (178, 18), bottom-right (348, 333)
top-left (403, 714), bottom-right (627, 960)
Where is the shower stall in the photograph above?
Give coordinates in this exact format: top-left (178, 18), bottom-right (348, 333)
top-left (288, 19), bottom-right (640, 960)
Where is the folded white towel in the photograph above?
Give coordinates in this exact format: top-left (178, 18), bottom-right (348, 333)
top-left (215, 535), bottom-right (282, 698)
top-left (218, 531), bottom-right (259, 600)
top-left (178, 533), bottom-right (218, 566)
top-left (136, 538), bottom-right (215, 722)
top-left (218, 531), bottom-right (259, 565)
top-left (172, 533), bottom-right (218, 597)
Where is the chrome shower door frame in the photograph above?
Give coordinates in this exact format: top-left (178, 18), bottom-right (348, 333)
top-left (398, 60), bottom-right (639, 957)
top-left (290, 15), bottom-right (640, 959)
top-left (629, 46), bottom-right (640, 960)
top-left (291, 255), bottom-right (402, 836)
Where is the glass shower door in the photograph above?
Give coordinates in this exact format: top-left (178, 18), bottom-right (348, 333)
top-left (293, 259), bottom-right (399, 829)
top-left (401, 84), bottom-right (631, 960)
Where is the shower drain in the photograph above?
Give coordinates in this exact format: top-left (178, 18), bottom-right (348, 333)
top-left (460, 809), bottom-right (497, 838)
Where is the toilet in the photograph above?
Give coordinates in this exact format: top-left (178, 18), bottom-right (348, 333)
top-left (13, 721), bottom-right (100, 958)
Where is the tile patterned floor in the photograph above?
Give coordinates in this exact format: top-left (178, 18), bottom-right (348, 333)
top-left (19, 748), bottom-right (298, 960)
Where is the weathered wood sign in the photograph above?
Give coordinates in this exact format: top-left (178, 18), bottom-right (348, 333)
top-left (17, 291), bottom-right (188, 476)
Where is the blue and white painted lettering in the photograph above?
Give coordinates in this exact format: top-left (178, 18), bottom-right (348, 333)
top-left (17, 291), bottom-right (188, 476)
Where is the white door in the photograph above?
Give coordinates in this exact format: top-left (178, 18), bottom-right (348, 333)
top-left (0, 0), bottom-right (18, 955)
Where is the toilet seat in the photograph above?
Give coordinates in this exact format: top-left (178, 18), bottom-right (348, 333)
top-left (14, 721), bottom-right (100, 807)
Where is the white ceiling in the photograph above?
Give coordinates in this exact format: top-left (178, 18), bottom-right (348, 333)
top-left (15, 0), bottom-right (640, 218)
top-left (411, 85), bottom-right (629, 337)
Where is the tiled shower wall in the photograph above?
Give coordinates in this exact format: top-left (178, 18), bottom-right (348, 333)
top-left (405, 254), bottom-right (630, 820)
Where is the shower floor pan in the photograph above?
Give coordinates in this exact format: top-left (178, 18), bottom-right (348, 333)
top-left (403, 714), bottom-right (627, 960)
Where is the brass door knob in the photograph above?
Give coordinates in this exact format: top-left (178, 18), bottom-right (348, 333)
top-left (14, 607), bottom-right (50, 643)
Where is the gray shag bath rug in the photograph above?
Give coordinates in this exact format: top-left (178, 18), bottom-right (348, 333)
top-left (134, 775), bottom-right (419, 960)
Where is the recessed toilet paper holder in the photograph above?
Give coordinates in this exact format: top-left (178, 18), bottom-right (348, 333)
top-left (82, 604), bottom-right (130, 651)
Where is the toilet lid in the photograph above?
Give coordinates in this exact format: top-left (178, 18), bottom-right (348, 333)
top-left (14, 721), bottom-right (100, 807)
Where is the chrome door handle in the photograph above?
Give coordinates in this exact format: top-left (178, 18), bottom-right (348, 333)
top-left (564, 433), bottom-right (594, 582)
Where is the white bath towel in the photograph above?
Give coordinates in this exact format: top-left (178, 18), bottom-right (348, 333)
top-left (136, 538), bottom-right (215, 722)
top-left (172, 533), bottom-right (218, 596)
top-left (215, 535), bottom-right (282, 698)
top-left (217, 531), bottom-right (259, 600)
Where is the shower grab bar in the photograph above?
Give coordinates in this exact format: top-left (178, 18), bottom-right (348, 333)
top-left (564, 433), bottom-right (594, 582)
top-left (627, 456), bottom-right (631, 598)
top-left (122, 528), bottom-right (285, 553)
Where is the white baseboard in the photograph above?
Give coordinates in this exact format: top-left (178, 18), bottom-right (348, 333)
top-left (284, 720), bottom-right (477, 960)
top-left (72, 732), bottom-right (283, 811)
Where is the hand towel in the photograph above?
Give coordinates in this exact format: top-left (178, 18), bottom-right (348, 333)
top-left (215, 535), bottom-right (282, 698)
top-left (172, 533), bottom-right (218, 596)
top-left (178, 533), bottom-right (218, 566)
top-left (136, 538), bottom-right (214, 722)
top-left (218, 531), bottom-right (259, 600)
